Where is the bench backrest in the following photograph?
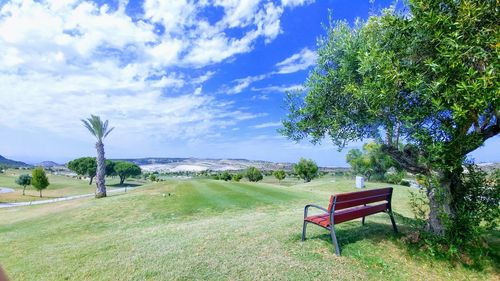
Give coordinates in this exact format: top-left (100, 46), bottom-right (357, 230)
top-left (327, 187), bottom-right (393, 212)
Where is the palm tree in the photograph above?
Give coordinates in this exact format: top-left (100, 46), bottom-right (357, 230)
top-left (82, 115), bottom-right (114, 198)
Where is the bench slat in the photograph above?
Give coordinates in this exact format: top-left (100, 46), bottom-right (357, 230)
top-left (334, 203), bottom-right (388, 224)
top-left (334, 187), bottom-right (393, 202)
top-left (334, 193), bottom-right (391, 210)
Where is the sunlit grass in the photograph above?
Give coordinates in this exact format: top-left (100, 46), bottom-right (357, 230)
top-left (0, 177), bottom-right (497, 280)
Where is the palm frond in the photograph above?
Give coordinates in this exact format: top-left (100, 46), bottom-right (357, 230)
top-left (82, 115), bottom-right (114, 141)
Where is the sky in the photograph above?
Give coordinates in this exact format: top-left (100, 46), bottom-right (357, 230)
top-left (0, 0), bottom-right (498, 166)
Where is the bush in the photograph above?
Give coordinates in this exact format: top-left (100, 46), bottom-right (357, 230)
top-left (246, 167), bottom-right (263, 182)
top-left (400, 180), bottom-right (411, 187)
top-left (220, 171), bottom-right (232, 181)
top-left (232, 173), bottom-right (243, 182)
top-left (273, 170), bottom-right (286, 183)
top-left (293, 158), bottom-right (318, 182)
top-left (385, 170), bottom-right (405, 184)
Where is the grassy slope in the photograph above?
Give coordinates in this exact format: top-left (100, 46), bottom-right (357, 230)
top-left (0, 177), bottom-right (497, 280)
top-left (0, 169), bottom-right (145, 202)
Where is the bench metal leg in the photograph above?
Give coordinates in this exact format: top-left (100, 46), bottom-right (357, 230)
top-left (388, 211), bottom-right (398, 233)
top-left (330, 226), bottom-right (341, 256)
top-left (361, 216), bottom-right (365, 226)
top-left (301, 221), bottom-right (308, 241)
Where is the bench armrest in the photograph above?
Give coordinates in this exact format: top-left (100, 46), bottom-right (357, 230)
top-left (304, 204), bottom-right (329, 219)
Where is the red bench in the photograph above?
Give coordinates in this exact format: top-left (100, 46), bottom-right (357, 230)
top-left (302, 187), bottom-right (398, 256)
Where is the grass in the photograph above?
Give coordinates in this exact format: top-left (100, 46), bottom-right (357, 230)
top-left (0, 176), bottom-right (498, 280)
top-left (0, 169), bottom-right (146, 203)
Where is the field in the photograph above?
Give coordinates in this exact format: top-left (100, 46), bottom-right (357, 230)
top-left (0, 176), bottom-right (498, 280)
top-left (0, 169), bottom-right (146, 203)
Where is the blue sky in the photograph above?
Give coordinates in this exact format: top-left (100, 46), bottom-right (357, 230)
top-left (0, 0), bottom-right (498, 166)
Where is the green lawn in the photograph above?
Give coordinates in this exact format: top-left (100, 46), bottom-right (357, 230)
top-left (0, 177), bottom-right (497, 280)
top-left (0, 169), bottom-right (146, 203)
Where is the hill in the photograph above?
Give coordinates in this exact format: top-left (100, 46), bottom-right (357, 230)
top-left (117, 157), bottom-right (349, 173)
top-left (0, 155), bottom-right (30, 168)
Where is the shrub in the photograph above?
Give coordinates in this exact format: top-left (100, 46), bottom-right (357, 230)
top-left (293, 158), bottom-right (318, 183)
top-left (232, 173), bottom-right (243, 182)
top-left (246, 167), bottom-right (263, 182)
top-left (220, 171), bottom-right (232, 181)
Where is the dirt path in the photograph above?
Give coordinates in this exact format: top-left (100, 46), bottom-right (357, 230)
top-left (0, 186), bottom-right (138, 208)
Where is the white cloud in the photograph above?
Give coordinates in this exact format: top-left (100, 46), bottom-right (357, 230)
top-left (281, 0), bottom-right (315, 8)
top-left (275, 47), bottom-right (317, 74)
top-left (0, 0), bottom-right (296, 143)
top-left (253, 122), bottom-right (283, 129)
top-left (226, 74), bottom-right (268, 94)
top-left (252, 84), bottom-right (304, 93)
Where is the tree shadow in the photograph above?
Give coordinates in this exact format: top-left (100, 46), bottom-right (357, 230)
top-left (107, 183), bottom-right (142, 188)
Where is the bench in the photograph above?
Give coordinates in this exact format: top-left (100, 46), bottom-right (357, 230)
top-left (302, 187), bottom-right (398, 256)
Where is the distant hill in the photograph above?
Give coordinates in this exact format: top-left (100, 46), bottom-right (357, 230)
top-left (35, 161), bottom-right (62, 168)
top-left (115, 157), bottom-right (350, 173)
top-left (0, 155), bottom-right (31, 168)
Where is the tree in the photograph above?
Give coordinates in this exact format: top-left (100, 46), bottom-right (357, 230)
top-left (273, 169), bottom-right (286, 183)
top-left (31, 167), bottom-right (49, 198)
top-left (67, 158), bottom-right (115, 184)
top-left (113, 161), bottom-right (141, 185)
top-left (149, 174), bottom-right (157, 182)
top-left (67, 157), bottom-right (97, 184)
top-left (346, 142), bottom-right (398, 181)
top-left (15, 174), bottom-right (31, 195)
top-left (281, 1), bottom-right (498, 237)
top-left (82, 115), bottom-right (114, 198)
top-left (293, 158), bottom-right (318, 183)
top-left (219, 171), bottom-right (232, 181)
top-left (246, 167), bottom-right (263, 182)
top-left (232, 173), bottom-right (243, 182)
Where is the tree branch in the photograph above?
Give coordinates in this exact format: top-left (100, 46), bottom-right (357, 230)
top-left (381, 145), bottom-right (428, 174)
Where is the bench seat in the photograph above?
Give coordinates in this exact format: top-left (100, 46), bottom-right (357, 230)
top-left (305, 203), bottom-right (389, 227)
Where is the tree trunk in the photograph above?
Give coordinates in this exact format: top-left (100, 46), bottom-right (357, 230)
top-left (39, 190), bottom-right (42, 198)
top-left (119, 176), bottom-right (125, 185)
top-left (23, 186), bottom-right (26, 195)
top-left (89, 176), bottom-right (93, 185)
top-left (424, 170), bottom-right (458, 236)
top-left (95, 141), bottom-right (107, 198)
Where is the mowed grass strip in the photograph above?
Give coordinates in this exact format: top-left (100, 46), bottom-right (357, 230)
top-left (0, 178), bottom-right (498, 280)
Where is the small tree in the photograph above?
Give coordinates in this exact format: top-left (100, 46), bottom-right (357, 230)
top-left (15, 174), bottom-right (32, 195)
top-left (232, 173), bottom-right (243, 182)
top-left (114, 161), bottom-right (141, 185)
top-left (273, 170), bottom-right (286, 183)
top-left (346, 142), bottom-right (399, 181)
top-left (31, 167), bottom-right (49, 198)
top-left (220, 171), bottom-right (232, 181)
top-left (246, 167), bottom-right (263, 182)
top-left (149, 174), bottom-right (157, 182)
top-left (293, 158), bottom-right (318, 183)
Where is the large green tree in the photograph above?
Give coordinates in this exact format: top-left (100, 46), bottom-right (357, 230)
top-left (31, 167), bottom-right (49, 198)
top-left (113, 161), bottom-right (141, 185)
top-left (293, 158), bottom-right (319, 183)
top-left (68, 158), bottom-right (115, 184)
top-left (282, 1), bottom-right (498, 237)
top-left (82, 115), bottom-right (114, 198)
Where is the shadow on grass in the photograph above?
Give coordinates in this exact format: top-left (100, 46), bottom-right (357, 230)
top-left (107, 183), bottom-right (142, 188)
top-left (297, 211), bottom-right (499, 272)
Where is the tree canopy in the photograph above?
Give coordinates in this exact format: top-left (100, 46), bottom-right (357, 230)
top-left (293, 158), bottom-right (318, 183)
top-left (281, 0), bottom-right (498, 238)
top-left (246, 167), bottom-right (263, 182)
top-left (346, 142), bottom-right (398, 181)
top-left (113, 161), bottom-right (141, 185)
top-left (15, 174), bottom-right (32, 195)
top-left (31, 167), bottom-right (49, 198)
